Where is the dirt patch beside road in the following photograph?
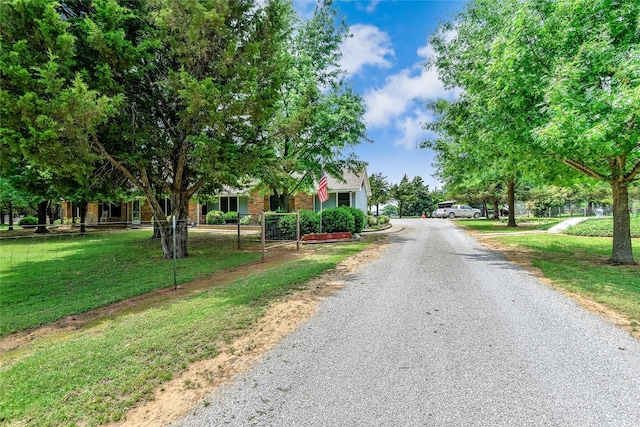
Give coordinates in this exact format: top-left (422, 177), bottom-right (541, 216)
top-left (105, 239), bottom-right (388, 426)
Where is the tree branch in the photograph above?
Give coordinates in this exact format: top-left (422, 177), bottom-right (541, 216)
top-left (562, 157), bottom-right (607, 181)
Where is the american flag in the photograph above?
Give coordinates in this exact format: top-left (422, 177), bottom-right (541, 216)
top-left (317, 172), bottom-right (328, 203)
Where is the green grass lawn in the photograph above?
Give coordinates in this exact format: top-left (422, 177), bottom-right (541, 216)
top-left (564, 216), bottom-right (640, 237)
top-left (0, 230), bottom-right (261, 336)
top-left (456, 217), bottom-right (562, 233)
top-left (0, 239), bottom-right (373, 426)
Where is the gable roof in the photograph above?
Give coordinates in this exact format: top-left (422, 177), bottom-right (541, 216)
top-left (210, 168), bottom-right (371, 197)
top-left (323, 169), bottom-right (371, 197)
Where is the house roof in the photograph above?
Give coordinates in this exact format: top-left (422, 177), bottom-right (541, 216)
top-left (322, 169), bottom-right (371, 196)
top-left (212, 168), bottom-right (371, 197)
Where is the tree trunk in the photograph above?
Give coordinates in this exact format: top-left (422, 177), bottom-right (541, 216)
top-left (173, 195), bottom-right (190, 258)
top-left (492, 199), bottom-right (500, 220)
top-left (8, 201), bottom-right (14, 231)
top-left (78, 200), bottom-right (88, 234)
top-left (483, 201), bottom-right (489, 219)
top-left (507, 180), bottom-right (517, 228)
top-left (35, 200), bottom-right (49, 233)
top-left (609, 180), bottom-right (635, 265)
top-left (376, 203), bottom-right (379, 216)
top-left (47, 203), bottom-right (59, 224)
top-left (586, 201), bottom-right (594, 216)
top-left (156, 216), bottom-right (173, 258)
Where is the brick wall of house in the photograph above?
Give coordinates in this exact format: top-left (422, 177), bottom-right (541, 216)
top-left (248, 193), bottom-right (268, 216)
top-left (141, 200), bottom-right (153, 222)
top-left (293, 194), bottom-right (314, 211)
top-left (188, 202), bottom-right (198, 223)
top-left (87, 203), bottom-right (99, 224)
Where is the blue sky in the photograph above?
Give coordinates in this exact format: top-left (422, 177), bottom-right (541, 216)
top-left (294, 0), bottom-right (467, 190)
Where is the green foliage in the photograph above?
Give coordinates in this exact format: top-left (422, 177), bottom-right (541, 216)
top-left (321, 206), bottom-right (355, 233)
top-left (299, 209), bottom-right (321, 235)
top-left (224, 211), bottom-right (238, 222)
top-left (377, 215), bottom-right (390, 225)
top-left (381, 205), bottom-right (397, 216)
top-left (425, 0), bottom-right (640, 263)
top-left (240, 214), bottom-right (252, 225)
top-left (344, 206), bottom-right (365, 233)
top-left (367, 215), bottom-right (377, 227)
top-left (252, 0), bottom-right (368, 211)
top-left (205, 210), bottom-right (225, 225)
top-left (369, 172), bottom-right (390, 214)
top-left (273, 214), bottom-right (296, 240)
top-left (17, 216), bottom-right (37, 226)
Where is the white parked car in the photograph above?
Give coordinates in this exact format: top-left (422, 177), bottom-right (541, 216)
top-left (434, 204), bottom-right (481, 219)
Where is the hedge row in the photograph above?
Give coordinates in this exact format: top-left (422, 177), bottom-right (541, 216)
top-left (264, 207), bottom-right (367, 240)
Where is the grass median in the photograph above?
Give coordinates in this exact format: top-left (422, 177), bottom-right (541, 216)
top-left (458, 218), bottom-right (640, 334)
top-left (0, 236), bottom-right (376, 426)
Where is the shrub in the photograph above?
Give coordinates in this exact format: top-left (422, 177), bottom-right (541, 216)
top-left (275, 215), bottom-right (297, 240)
top-left (205, 210), bottom-right (225, 225)
top-left (18, 216), bottom-right (37, 227)
top-left (224, 211), bottom-right (238, 222)
top-left (378, 215), bottom-right (390, 225)
top-left (367, 215), bottom-right (377, 227)
top-left (345, 207), bottom-right (365, 233)
top-left (240, 214), bottom-right (252, 225)
top-left (321, 207), bottom-right (355, 233)
top-left (299, 210), bottom-right (320, 235)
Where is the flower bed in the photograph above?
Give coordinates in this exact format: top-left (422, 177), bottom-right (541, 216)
top-left (301, 232), bottom-right (352, 242)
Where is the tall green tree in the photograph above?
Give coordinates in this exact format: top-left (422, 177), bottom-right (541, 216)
top-left (405, 176), bottom-right (436, 217)
top-left (1, 0), bottom-right (118, 233)
top-left (254, 0), bottom-right (368, 211)
top-left (369, 172), bottom-right (390, 215)
top-left (390, 174), bottom-right (415, 218)
top-left (426, 0), bottom-right (638, 264)
top-left (70, 0), bottom-right (290, 258)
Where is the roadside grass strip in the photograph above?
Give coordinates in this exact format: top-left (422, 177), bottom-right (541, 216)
top-left (458, 218), bottom-right (562, 233)
top-left (496, 234), bottom-right (640, 328)
top-left (0, 240), bottom-right (370, 426)
top-left (0, 230), bottom-right (260, 336)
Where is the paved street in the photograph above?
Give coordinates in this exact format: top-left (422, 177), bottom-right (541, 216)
top-left (174, 219), bottom-right (640, 426)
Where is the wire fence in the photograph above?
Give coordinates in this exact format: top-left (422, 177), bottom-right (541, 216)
top-left (0, 220), bottom-right (267, 336)
top-left (261, 211), bottom-right (300, 262)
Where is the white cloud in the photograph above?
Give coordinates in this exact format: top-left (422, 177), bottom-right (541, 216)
top-left (366, 1), bottom-right (381, 13)
top-left (363, 42), bottom-right (460, 149)
top-left (364, 65), bottom-right (453, 128)
top-left (393, 109), bottom-right (435, 149)
top-left (339, 24), bottom-right (394, 75)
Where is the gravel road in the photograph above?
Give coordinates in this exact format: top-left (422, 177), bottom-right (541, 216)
top-left (173, 219), bottom-right (640, 426)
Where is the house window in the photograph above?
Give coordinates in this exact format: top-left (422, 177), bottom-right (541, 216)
top-left (102, 202), bottom-right (122, 217)
top-left (337, 192), bottom-right (351, 207)
top-left (220, 196), bottom-right (238, 213)
top-left (269, 195), bottom-right (279, 211)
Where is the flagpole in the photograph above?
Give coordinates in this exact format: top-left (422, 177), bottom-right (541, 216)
top-left (318, 168), bottom-right (327, 234)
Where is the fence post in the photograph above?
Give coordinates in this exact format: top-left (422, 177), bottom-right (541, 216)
top-left (172, 216), bottom-right (177, 290)
top-left (261, 210), bottom-right (265, 263)
top-left (296, 211), bottom-right (300, 251)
